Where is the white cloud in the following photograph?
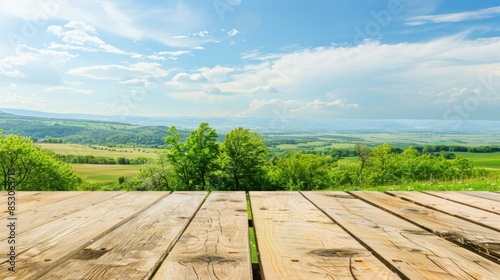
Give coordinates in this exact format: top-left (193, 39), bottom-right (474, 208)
top-left (227, 29), bottom-right (239, 36)
top-left (68, 62), bottom-right (170, 80)
top-left (167, 91), bottom-right (230, 104)
top-left (1, 1), bottom-right (212, 48)
top-left (119, 78), bottom-right (152, 87)
top-left (238, 98), bottom-right (358, 118)
top-left (199, 66), bottom-right (234, 82)
top-left (193, 31), bottom-right (209, 37)
top-left (43, 86), bottom-right (93, 94)
top-left (163, 34), bottom-right (500, 118)
top-left (146, 50), bottom-right (191, 61)
top-left (407, 6), bottom-right (500, 26)
top-left (0, 93), bottom-right (47, 104)
top-left (166, 66), bottom-right (234, 89)
top-left (0, 45), bottom-right (76, 80)
top-left (47, 21), bottom-right (139, 57)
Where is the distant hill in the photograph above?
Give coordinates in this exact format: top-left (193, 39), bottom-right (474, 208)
top-left (1, 108), bottom-right (500, 134)
top-left (0, 110), bottom-right (178, 146)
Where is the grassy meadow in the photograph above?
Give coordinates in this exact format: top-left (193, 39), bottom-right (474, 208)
top-left (72, 164), bottom-right (142, 190)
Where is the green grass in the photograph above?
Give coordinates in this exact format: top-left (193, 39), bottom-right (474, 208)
top-left (334, 177), bottom-right (500, 192)
top-left (72, 164), bottom-right (141, 186)
top-left (454, 152), bottom-right (500, 168)
top-left (39, 143), bottom-right (160, 159)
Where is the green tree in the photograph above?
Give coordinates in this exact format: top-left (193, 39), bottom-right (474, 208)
top-left (354, 144), bottom-right (371, 185)
top-left (0, 132), bottom-right (79, 191)
top-left (128, 152), bottom-right (180, 191)
top-left (368, 143), bottom-right (397, 185)
top-left (271, 152), bottom-right (332, 191)
top-left (164, 123), bottom-right (219, 190)
top-left (221, 127), bottom-right (269, 191)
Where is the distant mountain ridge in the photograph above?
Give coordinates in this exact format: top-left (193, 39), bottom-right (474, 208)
top-left (1, 108), bottom-right (499, 134)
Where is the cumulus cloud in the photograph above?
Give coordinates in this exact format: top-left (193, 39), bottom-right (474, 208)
top-left (47, 21), bottom-right (139, 57)
top-left (166, 34), bottom-right (500, 118)
top-left (0, 45), bottom-right (77, 83)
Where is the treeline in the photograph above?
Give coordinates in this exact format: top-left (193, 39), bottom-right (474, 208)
top-left (123, 123), bottom-right (486, 191)
top-left (56, 155), bottom-right (149, 165)
top-left (0, 114), bottom-right (185, 146)
top-left (416, 144), bottom-right (500, 153)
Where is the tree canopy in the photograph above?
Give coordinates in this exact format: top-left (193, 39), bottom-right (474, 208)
top-left (0, 131), bottom-right (80, 191)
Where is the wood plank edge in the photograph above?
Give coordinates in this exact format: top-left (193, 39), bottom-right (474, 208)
top-left (27, 192), bottom-right (172, 280)
top-left (349, 192), bottom-right (500, 264)
top-left (299, 191), bottom-right (409, 280)
top-left (247, 192), bottom-right (263, 280)
top-left (148, 191), bottom-right (209, 279)
top-left (421, 191), bottom-right (500, 215)
top-left (387, 191), bottom-right (500, 233)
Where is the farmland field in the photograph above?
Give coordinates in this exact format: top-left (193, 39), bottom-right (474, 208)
top-left (38, 143), bottom-right (160, 159)
top-left (454, 152), bottom-right (500, 169)
top-left (72, 164), bottom-right (141, 186)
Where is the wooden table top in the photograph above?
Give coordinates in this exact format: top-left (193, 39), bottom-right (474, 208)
top-left (1, 191), bottom-right (499, 279)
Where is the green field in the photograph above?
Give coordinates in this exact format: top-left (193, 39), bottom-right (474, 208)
top-left (38, 143), bottom-right (160, 159)
top-left (454, 152), bottom-right (500, 169)
top-left (72, 164), bottom-right (141, 189)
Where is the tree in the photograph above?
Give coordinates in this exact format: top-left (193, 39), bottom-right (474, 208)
top-left (271, 152), bottom-right (332, 191)
top-left (129, 152), bottom-right (179, 191)
top-left (164, 123), bottom-right (219, 190)
top-left (0, 132), bottom-right (80, 191)
top-left (186, 123), bottom-right (219, 190)
top-left (354, 144), bottom-right (371, 185)
top-left (221, 127), bottom-right (269, 191)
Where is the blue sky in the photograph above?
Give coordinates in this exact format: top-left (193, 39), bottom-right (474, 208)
top-left (1, 0), bottom-right (500, 120)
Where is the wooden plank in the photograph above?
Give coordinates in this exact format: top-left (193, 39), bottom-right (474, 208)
top-left (153, 191), bottom-right (252, 280)
top-left (423, 191), bottom-right (500, 215)
top-left (39, 191), bottom-right (207, 280)
top-left (388, 191), bottom-right (500, 230)
top-left (0, 191), bottom-right (169, 280)
top-left (0, 191), bottom-right (89, 219)
top-left (352, 191), bottom-right (500, 262)
top-left (1, 192), bottom-right (124, 237)
top-left (304, 191), bottom-right (500, 279)
top-left (250, 191), bottom-right (399, 280)
top-left (459, 191), bottom-right (500, 202)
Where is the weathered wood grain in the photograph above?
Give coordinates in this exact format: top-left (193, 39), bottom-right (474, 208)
top-left (251, 191), bottom-right (400, 280)
top-left (388, 191), bottom-right (500, 230)
top-left (460, 191), bottom-right (500, 202)
top-left (39, 191), bottom-right (207, 280)
top-left (152, 191), bottom-right (252, 280)
top-left (0, 191), bottom-right (89, 219)
top-left (352, 191), bottom-right (500, 262)
top-left (304, 191), bottom-right (500, 279)
top-left (0, 191), bottom-right (168, 280)
top-left (423, 191), bottom-right (500, 215)
top-left (2, 192), bottom-right (124, 237)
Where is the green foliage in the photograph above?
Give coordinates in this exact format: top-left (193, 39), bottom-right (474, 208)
top-left (164, 123), bottom-right (219, 190)
top-left (221, 127), bottom-right (269, 191)
top-left (0, 132), bottom-right (80, 190)
top-left (270, 152), bottom-right (332, 191)
top-left (124, 153), bottom-right (180, 191)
